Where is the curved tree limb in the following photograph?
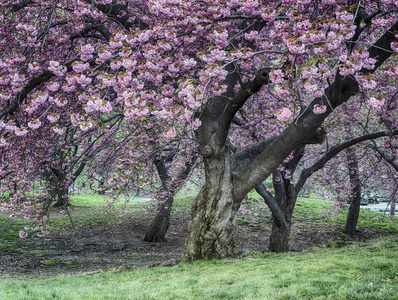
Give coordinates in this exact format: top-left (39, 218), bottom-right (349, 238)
top-left (296, 129), bottom-right (398, 192)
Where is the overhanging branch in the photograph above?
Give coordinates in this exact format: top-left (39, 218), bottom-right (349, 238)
top-left (296, 129), bottom-right (398, 192)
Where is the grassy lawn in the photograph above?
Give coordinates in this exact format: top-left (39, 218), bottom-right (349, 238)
top-left (1, 236), bottom-right (398, 299)
top-left (1, 193), bottom-right (398, 299)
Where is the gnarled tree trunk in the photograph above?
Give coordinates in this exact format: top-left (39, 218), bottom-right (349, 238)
top-left (182, 146), bottom-right (241, 262)
top-left (182, 24), bottom-right (397, 261)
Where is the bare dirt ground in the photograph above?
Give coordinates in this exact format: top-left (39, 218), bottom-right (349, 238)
top-left (0, 202), bottom-right (384, 277)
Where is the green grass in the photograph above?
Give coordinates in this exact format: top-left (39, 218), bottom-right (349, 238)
top-left (70, 194), bottom-right (149, 207)
top-left (1, 237), bottom-right (398, 299)
top-left (0, 193), bottom-right (192, 239)
top-left (1, 194), bottom-right (398, 299)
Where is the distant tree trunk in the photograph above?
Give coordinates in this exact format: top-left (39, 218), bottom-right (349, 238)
top-left (344, 147), bottom-right (362, 234)
top-left (391, 196), bottom-right (396, 216)
top-left (257, 180), bottom-right (296, 253)
top-left (50, 168), bottom-right (70, 208)
top-left (98, 180), bottom-right (105, 195)
top-left (144, 151), bottom-right (197, 243)
top-left (144, 193), bottom-right (174, 242)
top-left (269, 221), bottom-right (291, 252)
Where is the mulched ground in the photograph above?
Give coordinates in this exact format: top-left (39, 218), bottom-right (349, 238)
top-left (0, 201), bottom-right (384, 277)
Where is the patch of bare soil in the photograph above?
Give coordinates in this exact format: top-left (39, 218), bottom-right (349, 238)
top-left (0, 203), bottom-right (385, 277)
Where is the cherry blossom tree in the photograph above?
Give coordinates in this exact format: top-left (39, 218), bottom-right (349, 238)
top-left (181, 2), bottom-right (398, 261)
top-left (1, 1), bottom-right (398, 261)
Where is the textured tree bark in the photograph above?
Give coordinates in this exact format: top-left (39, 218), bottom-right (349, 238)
top-left (181, 146), bottom-right (241, 262)
top-left (344, 147), bottom-right (362, 234)
top-left (268, 199), bottom-right (296, 253)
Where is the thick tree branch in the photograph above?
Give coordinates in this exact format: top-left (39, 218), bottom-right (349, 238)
top-left (362, 21), bottom-right (398, 73)
top-left (0, 72), bottom-right (53, 119)
top-left (154, 159), bottom-right (170, 187)
top-left (0, 60), bottom-right (75, 119)
top-left (73, 162), bottom-right (87, 180)
top-left (70, 22), bottom-right (112, 42)
top-left (231, 136), bottom-right (277, 174)
top-left (198, 68), bottom-right (270, 158)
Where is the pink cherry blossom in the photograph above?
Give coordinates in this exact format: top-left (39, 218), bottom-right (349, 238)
top-left (14, 128), bottom-right (28, 136)
top-left (303, 81), bottom-right (318, 93)
top-left (47, 82), bottom-right (60, 92)
top-left (276, 108), bottom-right (292, 122)
top-left (28, 119), bottom-right (42, 130)
top-left (368, 97), bottom-right (384, 111)
top-left (48, 61), bottom-right (66, 76)
top-left (313, 104), bottom-right (327, 114)
top-left (270, 69), bottom-right (284, 84)
top-left (72, 62), bottom-right (90, 73)
top-left (47, 114), bottom-right (60, 123)
top-left (79, 121), bottom-right (94, 131)
top-left (52, 126), bottom-right (66, 135)
top-left (164, 128), bottom-right (177, 139)
top-left (0, 138), bottom-right (8, 147)
top-left (100, 101), bottom-right (112, 114)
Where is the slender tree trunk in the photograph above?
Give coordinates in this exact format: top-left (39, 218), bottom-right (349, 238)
top-left (344, 147), bottom-right (362, 234)
top-left (144, 159), bottom-right (175, 242)
top-left (181, 148), bottom-right (241, 262)
top-left (391, 196), bottom-right (396, 216)
top-left (144, 194), bottom-right (174, 242)
top-left (268, 199), bottom-right (296, 252)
